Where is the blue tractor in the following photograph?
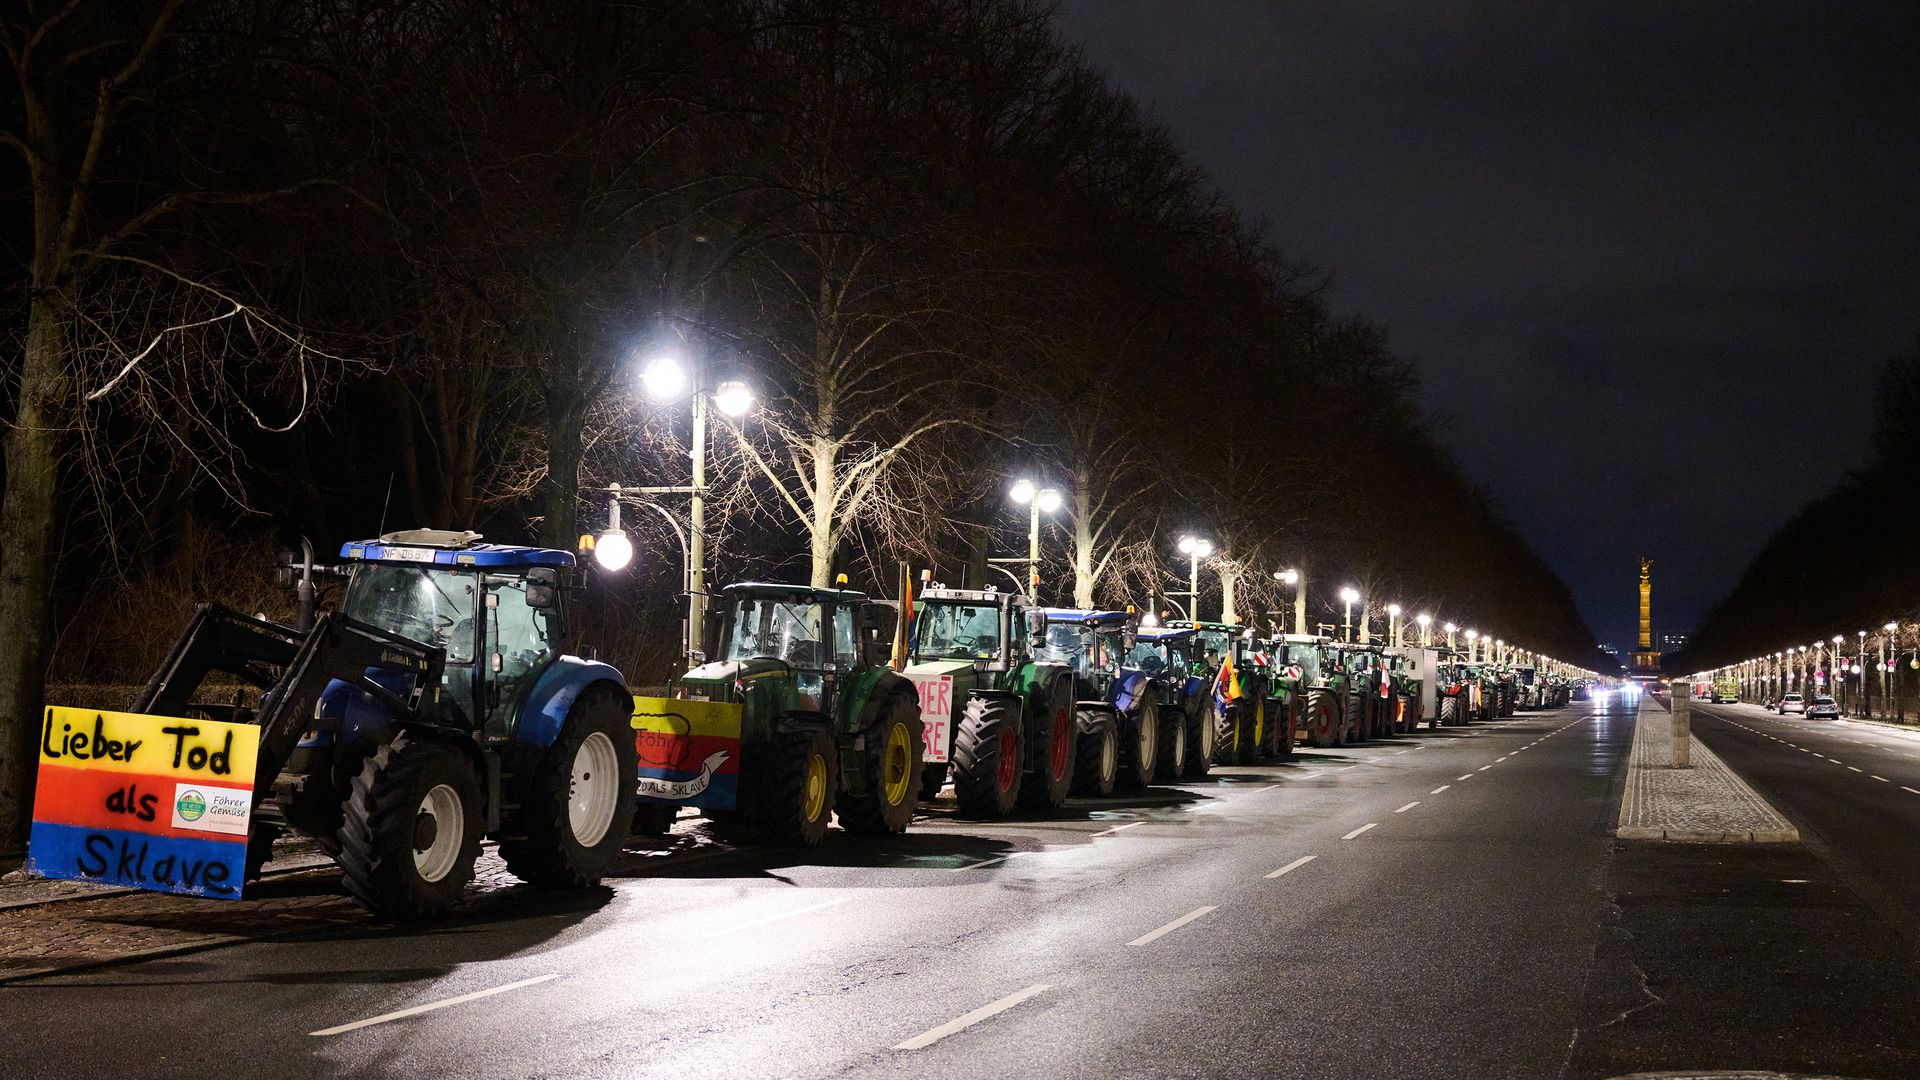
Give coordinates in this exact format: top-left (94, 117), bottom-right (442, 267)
top-left (134, 530), bottom-right (638, 919)
top-left (1033, 609), bottom-right (1166, 794)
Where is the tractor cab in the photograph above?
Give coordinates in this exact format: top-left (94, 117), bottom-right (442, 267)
top-left (1126, 626), bottom-right (1197, 679)
top-left (911, 587), bottom-right (1039, 672)
top-left (1036, 609), bottom-right (1136, 699)
top-left (1168, 620), bottom-right (1245, 677)
top-left (691, 582), bottom-right (890, 714)
top-left (332, 530), bottom-right (572, 739)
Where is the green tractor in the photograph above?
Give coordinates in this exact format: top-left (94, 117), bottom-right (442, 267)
top-left (1034, 609), bottom-right (1163, 794)
top-left (1331, 642), bottom-right (1396, 741)
top-left (1436, 659), bottom-right (1479, 726)
top-left (1279, 634), bottom-right (1357, 749)
top-left (1170, 620), bottom-right (1293, 766)
top-left (905, 587), bottom-right (1079, 817)
top-left (633, 581), bottom-right (924, 846)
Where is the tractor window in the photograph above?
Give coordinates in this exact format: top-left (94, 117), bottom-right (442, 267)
top-left (832, 605), bottom-right (858, 668)
top-left (723, 598), bottom-right (828, 670)
top-left (915, 603), bottom-right (1002, 660)
top-left (1036, 623), bottom-right (1082, 666)
top-left (1124, 639), bottom-right (1169, 675)
top-left (343, 564), bottom-right (477, 663)
top-left (487, 577), bottom-right (554, 727)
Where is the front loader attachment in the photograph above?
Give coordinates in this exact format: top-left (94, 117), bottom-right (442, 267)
top-left (134, 603), bottom-right (446, 803)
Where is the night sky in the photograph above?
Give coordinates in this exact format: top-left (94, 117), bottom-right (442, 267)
top-left (1056, 2), bottom-right (1920, 654)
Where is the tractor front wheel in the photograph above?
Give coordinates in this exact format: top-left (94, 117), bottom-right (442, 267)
top-left (752, 725), bottom-right (837, 846)
top-left (952, 695), bottom-right (1024, 819)
top-left (838, 692), bottom-right (923, 836)
top-left (1071, 710), bottom-right (1119, 796)
top-left (1306, 689), bottom-right (1340, 749)
top-left (1019, 677), bottom-right (1078, 808)
top-left (1120, 698), bottom-right (1160, 790)
top-left (1153, 700), bottom-right (1187, 781)
top-left (339, 735), bottom-right (483, 920)
top-left (500, 688), bottom-right (639, 888)
top-left (1210, 697), bottom-right (1242, 766)
top-left (1182, 699), bottom-right (1213, 778)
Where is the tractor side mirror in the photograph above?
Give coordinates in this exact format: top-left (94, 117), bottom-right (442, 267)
top-left (1025, 609), bottom-right (1048, 640)
top-left (525, 567), bottom-right (559, 610)
top-left (701, 609), bottom-right (725, 663)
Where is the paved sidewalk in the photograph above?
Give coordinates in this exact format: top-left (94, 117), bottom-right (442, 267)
top-left (1618, 698), bottom-right (1799, 843)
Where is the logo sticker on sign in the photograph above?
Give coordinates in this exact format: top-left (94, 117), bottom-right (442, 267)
top-left (909, 673), bottom-right (954, 763)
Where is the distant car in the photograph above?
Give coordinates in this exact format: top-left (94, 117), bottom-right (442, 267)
top-left (1806, 695), bottom-right (1840, 720)
top-left (1777, 692), bottom-right (1805, 715)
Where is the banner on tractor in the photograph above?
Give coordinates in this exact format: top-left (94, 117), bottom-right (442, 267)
top-left (633, 696), bottom-right (741, 811)
top-left (905, 672), bottom-right (954, 764)
top-left (26, 706), bottom-right (259, 900)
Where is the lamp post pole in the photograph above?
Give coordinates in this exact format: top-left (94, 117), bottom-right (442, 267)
top-left (688, 383), bottom-right (709, 663)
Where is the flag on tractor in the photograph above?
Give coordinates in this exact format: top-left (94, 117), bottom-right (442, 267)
top-left (890, 562), bottom-right (915, 670)
top-left (1214, 648), bottom-right (1244, 712)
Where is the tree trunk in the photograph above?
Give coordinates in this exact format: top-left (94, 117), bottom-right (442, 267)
top-left (1072, 502), bottom-right (1096, 608)
top-left (0, 301), bottom-right (69, 848)
top-left (809, 436), bottom-right (836, 588)
top-left (1219, 565), bottom-right (1240, 625)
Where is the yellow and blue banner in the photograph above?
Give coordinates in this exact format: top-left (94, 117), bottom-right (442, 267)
top-left (634, 696), bottom-right (742, 811)
top-left (27, 706), bottom-right (259, 899)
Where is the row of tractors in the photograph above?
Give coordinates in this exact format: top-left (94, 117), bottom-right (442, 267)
top-left (84, 530), bottom-right (1577, 920)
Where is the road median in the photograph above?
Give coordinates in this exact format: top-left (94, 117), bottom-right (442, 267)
top-left (1617, 698), bottom-right (1798, 843)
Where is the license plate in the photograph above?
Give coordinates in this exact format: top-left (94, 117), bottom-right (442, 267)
top-left (381, 545), bottom-right (438, 563)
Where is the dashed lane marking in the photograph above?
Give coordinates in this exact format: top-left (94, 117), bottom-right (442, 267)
top-left (1394, 801), bottom-right (1419, 813)
top-left (1127, 905), bottom-right (1218, 947)
top-left (1848, 766), bottom-right (1864, 773)
top-left (311, 973), bottom-right (564, 1037)
top-left (1873, 775), bottom-right (1890, 782)
top-left (1457, 774), bottom-right (1474, 781)
top-left (1478, 765), bottom-right (1494, 771)
top-left (1430, 785), bottom-right (1451, 794)
top-left (1903, 787), bottom-right (1920, 795)
top-left (891, 984), bottom-right (1052, 1050)
top-left (1342, 823), bottom-right (1378, 840)
top-left (1090, 821), bottom-right (1146, 838)
top-left (1265, 855), bottom-right (1317, 879)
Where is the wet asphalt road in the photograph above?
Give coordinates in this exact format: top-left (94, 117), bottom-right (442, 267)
top-left (1, 704), bottom-right (1634, 1080)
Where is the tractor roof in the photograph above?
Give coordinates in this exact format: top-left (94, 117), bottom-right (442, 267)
top-left (342, 531), bottom-right (574, 568)
top-left (1137, 626), bottom-right (1195, 642)
top-left (920, 587), bottom-right (1018, 606)
top-left (1169, 620), bottom-right (1240, 633)
top-left (721, 581), bottom-right (870, 604)
top-left (1040, 608), bottom-right (1132, 626)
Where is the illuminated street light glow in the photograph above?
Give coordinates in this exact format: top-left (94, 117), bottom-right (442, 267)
top-left (640, 354), bottom-right (689, 400)
top-left (1035, 487), bottom-right (1063, 514)
top-left (1010, 477), bottom-right (1036, 504)
top-left (1277, 568), bottom-right (1299, 585)
top-left (1340, 587), bottom-right (1360, 604)
top-left (713, 379), bottom-right (755, 417)
top-left (594, 529), bottom-right (635, 572)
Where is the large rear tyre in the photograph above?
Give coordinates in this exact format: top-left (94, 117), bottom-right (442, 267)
top-left (837, 692), bottom-right (924, 836)
top-left (1019, 677), bottom-right (1077, 809)
top-left (1119, 697), bottom-right (1159, 790)
top-left (745, 724), bottom-right (837, 846)
top-left (1439, 695), bottom-right (1461, 727)
top-left (1153, 699), bottom-right (1187, 781)
top-left (1272, 697), bottom-right (1298, 759)
top-left (1209, 697), bottom-right (1242, 766)
top-left (1181, 699), bottom-right (1213, 778)
top-left (339, 735), bottom-right (483, 920)
top-left (1070, 711), bottom-right (1118, 796)
top-left (500, 688), bottom-right (638, 888)
top-left (1305, 689), bottom-right (1340, 748)
top-left (952, 695), bottom-right (1024, 819)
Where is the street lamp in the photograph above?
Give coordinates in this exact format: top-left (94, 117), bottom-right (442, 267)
top-left (1178, 535), bottom-right (1214, 620)
top-left (1387, 603), bottom-right (1403, 647)
top-left (1444, 622), bottom-right (1458, 650)
top-left (1276, 568), bottom-right (1305, 636)
top-left (1003, 478), bottom-right (1063, 599)
top-left (1465, 628), bottom-right (1479, 663)
top-left (618, 349), bottom-right (757, 666)
top-left (1339, 587), bottom-right (1361, 642)
top-left (1417, 613), bottom-right (1433, 647)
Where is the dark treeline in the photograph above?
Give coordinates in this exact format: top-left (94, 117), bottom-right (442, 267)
top-left (1686, 340), bottom-right (1920, 670)
top-left (0, 0), bottom-right (1599, 840)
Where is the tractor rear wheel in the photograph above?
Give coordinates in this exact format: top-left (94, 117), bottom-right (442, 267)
top-left (1306, 689), bottom-right (1340, 749)
top-left (500, 688), bottom-right (639, 888)
top-left (838, 691), bottom-right (923, 836)
top-left (952, 695), bottom-right (1023, 819)
top-left (1071, 710), bottom-right (1118, 796)
top-left (1119, 697), bottom-right (1159, 790)
top-left (918, 763), bottom-right (948, 802)
top-left (1272, 697), bottom-right (1298, 759)
top-left (1439, 695), bottom-right (1461, 727)
top-left (1019, 676), bottom-right (1077, 808)
top-left (339, 734), bottom-right (483, 920)
top-left (1181, 698), bottom-right (1213, 778)
top-left (1236, 698), bottom-right (1263, 764)
top-left (1153, 700), bottom-right (1187, 781)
